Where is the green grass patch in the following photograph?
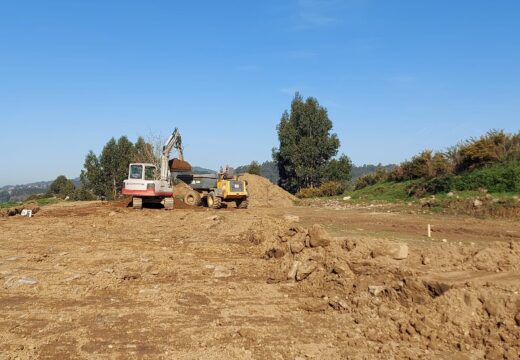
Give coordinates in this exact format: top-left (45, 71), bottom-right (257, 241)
top-left (346, 181), bottom-right (414, 202)
top-left (34, 197), bottom-right (61, 207)
top-left (0, 202), bottom-right (21, 209)
top-left (0, 197), bottom-right (61, 208)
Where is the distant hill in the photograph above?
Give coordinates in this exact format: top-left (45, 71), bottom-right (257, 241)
top-left (0, 178), bottom-right (80, 203)
top-left (192, 166), bottom-right (216, 174)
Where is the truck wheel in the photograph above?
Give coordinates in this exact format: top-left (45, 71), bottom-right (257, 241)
top-left (207, 191), bottom-right (222, 209)
top-left (164, 197), bottom-right (174, 210)
top-left (184, 191), bottom-right (201, 206)
top-left (133, 197), bottom-right (143, 210)
top-left (236, 199), bottom-right (249, 209)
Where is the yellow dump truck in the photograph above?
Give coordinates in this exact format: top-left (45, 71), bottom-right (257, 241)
top-left (179, 167), bottom-right (248, 209)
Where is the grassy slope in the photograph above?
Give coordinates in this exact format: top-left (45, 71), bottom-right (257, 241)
top-left (343, 181), bottom-right (519, 204)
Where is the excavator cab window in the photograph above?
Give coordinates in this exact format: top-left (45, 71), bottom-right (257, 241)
top-left (145, 166), bottom-right (156, 180)
top-left (130, 165), bottom-right (143, 179)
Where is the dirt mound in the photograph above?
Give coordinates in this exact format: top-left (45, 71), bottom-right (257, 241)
top-left (239, 174), bottom-right (296, 208)
top-left (0, 202), bottom-right (40, 217)
top-left (237, 220), bottom-right (520, 357)
top-left (173, 181), bottom-right (193, 198)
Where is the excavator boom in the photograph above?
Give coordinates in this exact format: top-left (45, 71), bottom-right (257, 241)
top-left (161, 128), bottom-right (192, 180)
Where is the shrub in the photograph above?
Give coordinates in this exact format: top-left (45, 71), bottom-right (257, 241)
top-left (296, 187), bottom-right (322, 198)
top-left (72, 186), bottom-right (97, 201)
top-left (423, 175), bottom-right (454, 194)
top-left (296, 181), bottom-right (347, 198)
top-left (456, 130), bottom-right (510, 172)
top-left (452, 163), bottom-right (520, 193)
top-left (319, 181), bottom-right (347, 196)
top-left (410, 163), bottom-right (520, 196)
top-left (355, 168), bottom-right (388, 190)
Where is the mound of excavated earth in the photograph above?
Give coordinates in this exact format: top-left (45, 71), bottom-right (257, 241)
top-left (239, 173), bottom-right (296, 208)
top-left (173, 181), bottom-right (193, 198)
top-left (239, 218), bottom-right (520, 358)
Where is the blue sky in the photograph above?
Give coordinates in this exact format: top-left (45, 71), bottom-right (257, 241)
top-left (1, 0), bottom-right (519, 185)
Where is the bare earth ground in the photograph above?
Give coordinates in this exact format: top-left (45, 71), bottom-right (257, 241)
top-left (1, 201), bottom-right (519, 359)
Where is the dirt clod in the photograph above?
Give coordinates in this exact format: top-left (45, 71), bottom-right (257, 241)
top-left (296, 261), bottom-right (316, 281)
top-left (371, 242), bottom-right (409, 260)
top-left (308, 224), bottom-right (331, 248)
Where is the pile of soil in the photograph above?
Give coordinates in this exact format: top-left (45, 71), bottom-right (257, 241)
top-left (239, 174), bottom-right (296, 208)
top-left (173, 181), bottom-right (193, 198)
top-left (238, 219), bottom-right (520, 357)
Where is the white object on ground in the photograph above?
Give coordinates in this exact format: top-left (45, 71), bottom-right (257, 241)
top-left (20, 209), bottom-right (32, 218)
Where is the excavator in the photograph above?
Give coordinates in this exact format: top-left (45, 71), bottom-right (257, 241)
top-left (122, 128), bottom-right (191, 209)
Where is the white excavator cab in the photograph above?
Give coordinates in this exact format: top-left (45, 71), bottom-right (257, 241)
top-left (128, 164), bottom-right (157, 180)
top-left (128, 163), bottom-right (157, 181)
top-left (122, 163), bottom-right (174, 209)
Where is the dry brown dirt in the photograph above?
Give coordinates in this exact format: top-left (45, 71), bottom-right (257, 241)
top-left (239, 174), bottom-right (296, 208)
top-left (1, 200), bottom-right (519, 359)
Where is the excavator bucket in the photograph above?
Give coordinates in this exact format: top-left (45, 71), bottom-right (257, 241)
top-left (169, 158), bottom-right (192, 172)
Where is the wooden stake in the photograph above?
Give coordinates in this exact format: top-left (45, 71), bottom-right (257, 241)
top-left (427, 224), bottom-right (432, 238)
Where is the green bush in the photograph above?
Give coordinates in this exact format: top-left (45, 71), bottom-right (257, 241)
top-left (319, 181), bottom-right (347, 196)
top-left (452, 163), bottom-right (520, 193)
top-left (72, 186), bottom-right (97, 201)
top-left (355, 168), bottom-right (388, 190)
top-left (412, 163), bottom-right (520, 196)
top-left (422, 176), bottom-right (454, 194)
top-left (350, 181), bottom-right (413, 202)
top-left (296, 187), bottom-right (322, 198)
top-left (296, 181), bottom-right (347, 198)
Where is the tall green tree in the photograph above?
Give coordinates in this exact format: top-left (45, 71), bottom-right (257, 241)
top-left (273, 93), bottom-right (340, 193)
top-left (98, 136), bottom-right (135, 199)
top-left (324, 154), bottom-right (353, 183)
top-left (47, 175), bottom-right (76, 198)
top-left (81, 136), bottom-right (138, 200)
top-left (134, 136), bottom-right (155, 164)
top-left (80, 150), bottom-right (104, 198)
top-left (99, 138), bottom-right (119, 199)
top-left (115, 136), bottom-right (136, 189)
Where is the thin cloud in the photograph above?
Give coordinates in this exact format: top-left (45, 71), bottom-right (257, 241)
top-left (294, 0), bottom-right (355, 28)
top-left (297, 0), bottom-right (337, 26)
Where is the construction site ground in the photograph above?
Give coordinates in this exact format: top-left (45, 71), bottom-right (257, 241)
top-left (1, 200), bottom-right (519, 359)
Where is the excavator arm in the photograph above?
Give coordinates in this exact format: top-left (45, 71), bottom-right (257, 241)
top-left (160, 128), bottom-right (191, 181)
